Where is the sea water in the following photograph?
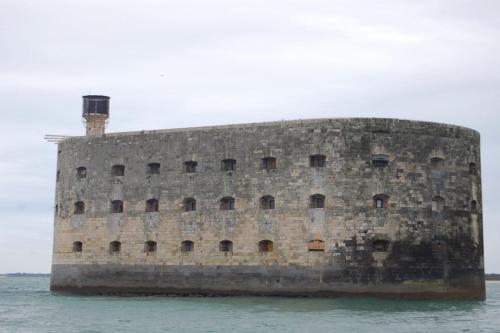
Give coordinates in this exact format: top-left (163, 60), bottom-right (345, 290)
top-left (0, 277), bottom-right (499, 333)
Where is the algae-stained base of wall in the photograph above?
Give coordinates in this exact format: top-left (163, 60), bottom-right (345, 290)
top-left (50, 264), bottom-right (485, 300)
top-left (50, 118), bottom-right (485, 300)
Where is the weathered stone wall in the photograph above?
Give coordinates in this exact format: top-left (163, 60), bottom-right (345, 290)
top-left (50, 118), bottom-right (484, 299)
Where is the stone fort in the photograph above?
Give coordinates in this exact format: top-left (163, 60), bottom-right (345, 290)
top-left (50, 95), bottom-right (485, 299)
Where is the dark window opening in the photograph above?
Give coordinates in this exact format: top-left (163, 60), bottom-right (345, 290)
top-left (260, 195), bottom-right (275, 210)
top-left (373, 240), bottom-right (390, 252)
top-left (310, 194), bottom-right (325, 209)
top-left (55, 204), bottom-right (58, 214)
top-left (310, 155), bottom-right (326, 168)
top-left (432, 241), bottom-right (445, 253)
top-left (74, 201), bottom-right (85, 215)
top-left (56, 170), bottom-right (60, 182)
top-left (430, 157), bottom-right (444, 170)
top-left (184, 197), bottom-right (196, 212)
top-left (145, 198), bottom-right (159, 212)
top-left (259, 240), bottom-right (274, 252)
top-left (220, 197), bottom-right (235, 210)
top-left (73, 241), bottom-right (82, 253)
top-left (181, 240), bottom-right (194, 252)
top-left (471, 200), bottom-right (478, 213)
top-left (184, 161), bottom-right (197, 173)
top-left (76, 167), bottom-right (87, 179)
top-left (109, 241), bottom-right (121, 254)
top-left (262, 157), bottom-right (276, 171)
top-left (221, 159), bottom-right (236, 171)
top-left (111, 165), bottom-right (125, 177)
top-left (372, 154), bottom-right (390, 168)
top-left (372, 129), bottom-right (390, 135)
top-left (147, 162), bottom-right (160, 175)
top-left (469, 163), bottom-right (477, 175)
top-left (111, 200), bottom-right (123, 213)
top-left (432, 196), bottom-right (445, 212)
top-left (219, 240), bottom-right (233, 252)
top-left (373, 194), bottom-right (389, 209)
top-left (308, 240), bottom-right (325, 252)
top-left (144, 241), bottom-right (157, 253)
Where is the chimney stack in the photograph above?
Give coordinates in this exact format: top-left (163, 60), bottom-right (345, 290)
top-left (82, 95), bottom-right (110, 136)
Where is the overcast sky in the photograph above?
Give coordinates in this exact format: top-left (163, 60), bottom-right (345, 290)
top-left (1, 0), bottom-right (499, 273)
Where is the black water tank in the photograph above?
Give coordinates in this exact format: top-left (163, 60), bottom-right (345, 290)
top-left (82, 95), bottom-right (110, 116)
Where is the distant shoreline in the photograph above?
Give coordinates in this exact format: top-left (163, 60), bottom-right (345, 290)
top-left (2, 273), bottom-right (500, 280)
top-left (0, 273), bottom-right (51, 277)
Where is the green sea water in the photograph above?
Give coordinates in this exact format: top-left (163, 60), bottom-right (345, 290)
top-left (0, 277), bottom-right (498, 333)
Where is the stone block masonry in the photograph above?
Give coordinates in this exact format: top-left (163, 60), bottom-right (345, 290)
top-left (50, 117), bottom-right (485, 299)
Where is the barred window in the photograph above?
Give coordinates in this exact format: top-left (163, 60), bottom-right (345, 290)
top-left (111, 165), bottom-right (125, 176)
top-left (221, 159), bottom-right (236, 171)
top-left (109, 241), bottom-right (121, 254)
top-left (372, 154), bottom-right (389, 168)
top-left (181, 240), bottom-right (194, 252)
top-left (111, 200), bottom-right (123, 213)
top-left (430, 157), bottom-right (444, 170)
top-left (72, 241), bottom-right (83, 253)
top-left (373, 240), bottom-right (390, 252)
top-left (184, 197), bottom-right (196, 212)
top-left (469, 163), bottom-right (477, 175)
top-left (74, 201), bottom-right (85, 215)
top-left (310, 194), bottom-right (325, 209)
top-left (262, 157), bottom-right (276, 171)
top-left (260, 195), bottom-right (275, 210)
top-left (76, 167), bottom-right (87, 179)
top-left (184, 161), bottom-right (197, 173)
top-left (219, 240), bottom-right (233, 252)
top-left (220, 197), bottom-right (235, 210)
top-left (144, 241), bottom-right (157, 253)
top-left (147, 162), bottom-right (160, 175)
top-left (309, 155), bottom-right (326, 168)
top-left (145, 198), bottom-right (159, 212)
top-left (471, 200), bottom-right (478, 213)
